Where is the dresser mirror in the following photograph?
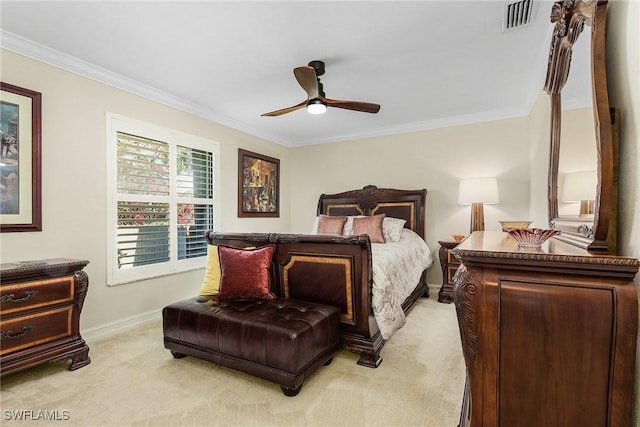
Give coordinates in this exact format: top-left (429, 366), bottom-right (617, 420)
top-left (544, 0), bottom-right (618, 253)
top-left (557, 34), bottom-right (596, 218)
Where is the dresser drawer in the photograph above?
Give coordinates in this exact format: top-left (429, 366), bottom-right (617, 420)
top-left (1, 276), bottom-right (74, 315)
top-left (0, 307), bottom-right (73, 355)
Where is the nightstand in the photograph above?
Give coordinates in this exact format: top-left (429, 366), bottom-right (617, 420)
top-left (437, 240), bottom-right (460, 303)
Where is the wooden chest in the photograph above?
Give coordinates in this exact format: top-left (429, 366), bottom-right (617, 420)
top-left (0, 259), bottom-right (90, 377)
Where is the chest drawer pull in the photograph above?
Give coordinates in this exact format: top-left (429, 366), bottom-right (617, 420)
top-left (1, 325), bottom-right (35, 340)
top-left (1, 290), bottom-right (39, 304)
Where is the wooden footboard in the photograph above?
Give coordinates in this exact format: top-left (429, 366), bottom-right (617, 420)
top-left (206, 231), bottom-right (409, 367)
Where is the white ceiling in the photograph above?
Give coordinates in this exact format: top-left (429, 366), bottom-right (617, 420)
top-left (0, 0), bottom-right (591, 147)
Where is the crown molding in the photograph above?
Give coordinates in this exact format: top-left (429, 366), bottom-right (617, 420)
top-left (562, 96), bottom-right (592, 110)
top-left (293, 107), bottom-right (533, 147)
top-left (0, 30), bottom-right (289, 145)
top-left (1, 29), bottom-right (547, 148)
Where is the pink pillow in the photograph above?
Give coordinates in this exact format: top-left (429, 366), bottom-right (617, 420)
top-left (353, 214), bottom-right (386, 243)
top-left (316, 214), bottom-right (348, 235)
top-left (216, 245), bottom-right (276, 300)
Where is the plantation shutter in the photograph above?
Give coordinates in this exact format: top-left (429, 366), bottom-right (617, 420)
top-left (176, 145), bottom-right (215, 260)
top-left (116, 133), bottom-right (171, 268)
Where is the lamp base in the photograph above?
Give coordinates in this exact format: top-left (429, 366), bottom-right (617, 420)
top-left (470, 202), bottom-right (485, 233)
top-left (579, 200), bottom-right (595, 216)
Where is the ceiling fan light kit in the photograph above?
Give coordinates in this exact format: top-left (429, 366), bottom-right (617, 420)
top-left (261, 60), bottom-right (380, 117)
top-left (306, 98), bottom-right (327, 114)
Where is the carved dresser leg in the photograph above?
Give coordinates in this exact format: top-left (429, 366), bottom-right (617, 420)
top-left (356, 350), bottom-right (382, 368)
top-left (69, 347), bottom-right (91, 371)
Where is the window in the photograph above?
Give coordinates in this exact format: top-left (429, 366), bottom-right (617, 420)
top-left (107, 114), bottom-right (218, 285)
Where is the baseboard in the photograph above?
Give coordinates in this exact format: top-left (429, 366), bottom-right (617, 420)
top-left (426, 283), bottom-right (438, 294)
top-left (82, 285), bottom-right (442, 343)
top-left (82, 310), bottom-right (161, 343)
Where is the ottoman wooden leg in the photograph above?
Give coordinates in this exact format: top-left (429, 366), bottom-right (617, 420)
top-left (281, 384), bottom-right (302, 397)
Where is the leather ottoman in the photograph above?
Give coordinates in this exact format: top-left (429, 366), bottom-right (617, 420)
top-left (163, 296), bottom-right (341, 396)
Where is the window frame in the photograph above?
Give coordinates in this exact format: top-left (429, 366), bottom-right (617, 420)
top-left (106, 113), bottom-right (219, 286)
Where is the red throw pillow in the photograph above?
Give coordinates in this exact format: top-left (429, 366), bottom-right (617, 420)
top-left (216, 244), bottom-right (276, 300)
top-left (353, 214), bottom-right (386, 243)
top-left (317, 214), bottom-right (348, 235)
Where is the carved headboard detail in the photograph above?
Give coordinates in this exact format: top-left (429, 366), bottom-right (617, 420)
top-left (317, 185), bottom-right (427, 239)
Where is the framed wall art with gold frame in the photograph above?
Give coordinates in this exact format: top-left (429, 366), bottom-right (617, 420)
top-left (238, 149), bottom-right (279, 218)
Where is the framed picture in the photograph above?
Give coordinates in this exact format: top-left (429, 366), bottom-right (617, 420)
top-left (0, 83), bottom-right (42, 232)
top-left (238, 149), bottom-right (279, 218)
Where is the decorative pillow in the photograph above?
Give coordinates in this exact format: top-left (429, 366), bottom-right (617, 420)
top-left (216, 244), bottom-right (276, 300)
top-left (199, 245), bottom-right (221, 295)
top-left (342, 215), bottom-right (366, 236)
top-left (311, 216), bottom-right (320, 234)
top-left (383, 217), bottom-right (407, 243)
top-left (199, 245), bottom-right (257, 295)
top-left (316, 214), bottom-right (348, 235)
top-left (353, 214), bottom-right (386, 243)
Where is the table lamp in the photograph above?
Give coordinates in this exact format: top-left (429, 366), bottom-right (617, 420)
top-left (562, 170), bottom-right (597, 216)
top-left (458, 177), bottom-right (499, 233)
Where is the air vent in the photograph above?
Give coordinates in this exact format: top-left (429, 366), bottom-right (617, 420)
top-left (503, 0), bottom-right (535, 32)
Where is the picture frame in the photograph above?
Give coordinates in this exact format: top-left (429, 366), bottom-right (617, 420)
top-left (238, 149), bottom-right (279, 218)
top-left (1, 83), bottom-right (42, 232)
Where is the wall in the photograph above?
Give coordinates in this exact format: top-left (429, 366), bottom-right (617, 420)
top-left (0, 50), bottom-right (290, 335)
top-left (289, 118), bottom-right (532, 285)
top-left (606, 0), bottom-right (640, 422)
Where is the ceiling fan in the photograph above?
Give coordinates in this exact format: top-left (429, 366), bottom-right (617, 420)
top-left (261, 60), bottom-right (381, 117)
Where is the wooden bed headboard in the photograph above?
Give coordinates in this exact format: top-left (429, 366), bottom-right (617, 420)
top-left (317, 185), bottom-right (427, 239)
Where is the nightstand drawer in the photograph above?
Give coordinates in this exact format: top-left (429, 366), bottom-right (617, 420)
top-left (447, 266), bottom-right (459, 283)
top-left (1, 277), bottom-right (74, 315)
top-left (438, 240), bottom-right (460, 303)
top-left (0, 307), bottom-right (73, 355)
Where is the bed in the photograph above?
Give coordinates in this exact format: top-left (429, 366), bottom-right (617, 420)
top-left (205, 185), bottom-right (433, 367)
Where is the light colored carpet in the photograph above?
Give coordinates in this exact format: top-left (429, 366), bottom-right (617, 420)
top-left (1, 296), bottom-right (465, 427)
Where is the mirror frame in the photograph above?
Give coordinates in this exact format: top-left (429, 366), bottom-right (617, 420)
top-left (544, 0), bottom-right (618, 253)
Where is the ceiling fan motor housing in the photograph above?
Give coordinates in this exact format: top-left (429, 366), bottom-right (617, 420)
top-left (308, 60), bottom-right (326, 97)
top-left (308, 60), bottom-right (325, 76)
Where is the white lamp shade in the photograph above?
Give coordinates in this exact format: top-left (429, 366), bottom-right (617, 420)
top-left (562, 170), bottom-right (597, 202)
top-left (458, 177), bottom-right (499, 205)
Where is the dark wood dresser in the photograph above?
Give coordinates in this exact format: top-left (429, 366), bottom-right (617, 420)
top-left (453, 232), bottom-right (639, 427)
top-left (0, 259), bottom-right (91, 377)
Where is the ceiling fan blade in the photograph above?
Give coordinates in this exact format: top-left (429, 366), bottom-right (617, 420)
top-left (294, 66), bottom-right (319, 99)
top-left (324, 97), bottom-right (381, 114)
top-left (261, 100), bottom-right (307, 117)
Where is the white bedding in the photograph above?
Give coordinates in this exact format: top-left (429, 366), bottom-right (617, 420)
top-left (371, 228), bottom-right (433, 339)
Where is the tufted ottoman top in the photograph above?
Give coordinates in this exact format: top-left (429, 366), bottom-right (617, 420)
top-left (163, 297), bottom-right (341, 374)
